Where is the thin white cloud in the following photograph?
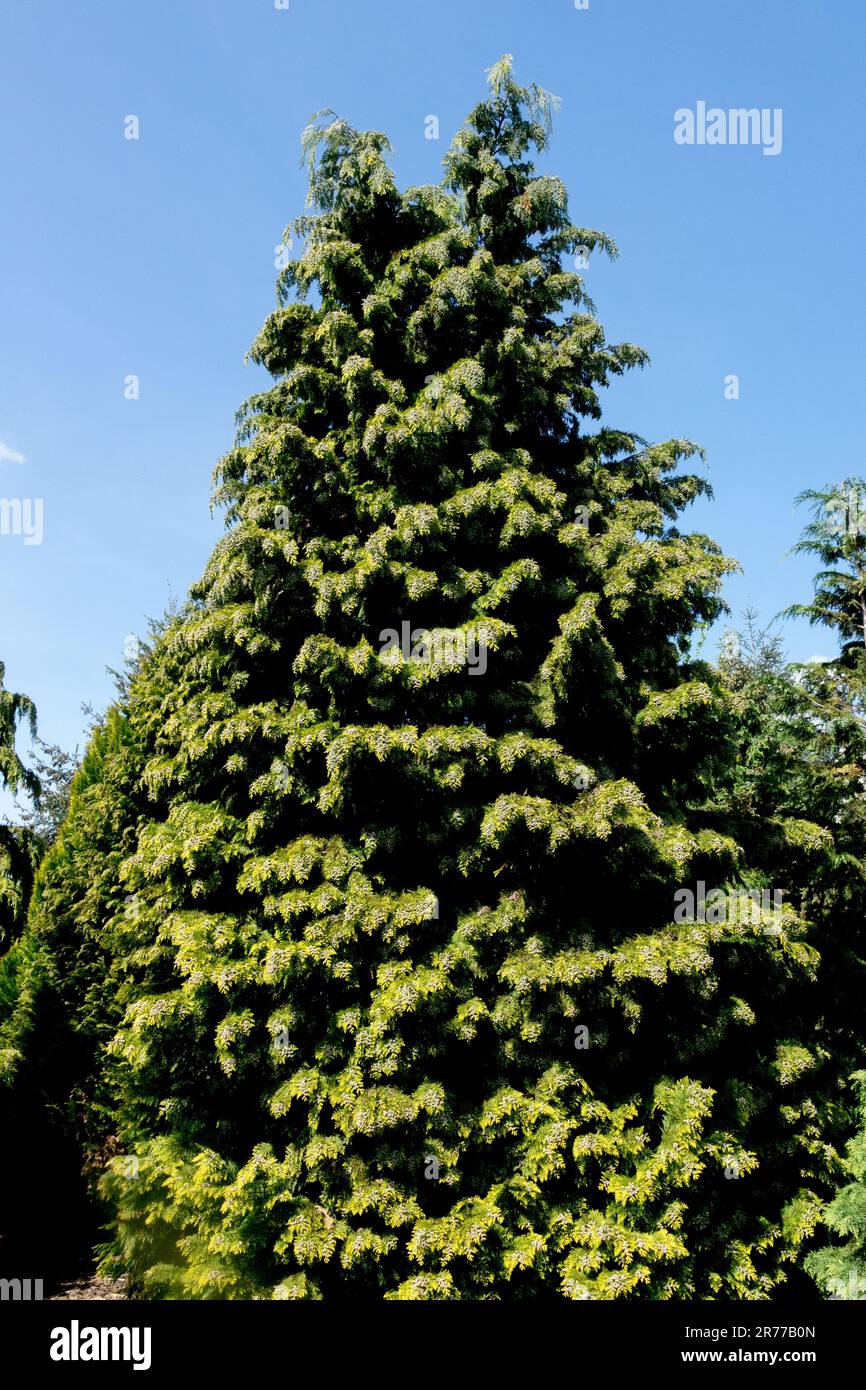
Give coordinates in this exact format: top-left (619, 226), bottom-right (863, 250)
top-left (0, 441), bottom-right (26, 465)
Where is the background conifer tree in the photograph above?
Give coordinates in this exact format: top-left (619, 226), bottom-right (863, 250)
top-left (722, 480), bottom-right (866, 1299)
top-left (17, 738), bottom-right (78, 848)
top-left (805, 1072), bottom-right (866, 1300)
top-left (0, 660), bottom-right (40, 947)
top-left (0, 687), bottom-right (142, 1283)
top-left (784, 478), bottom-right (866, 668)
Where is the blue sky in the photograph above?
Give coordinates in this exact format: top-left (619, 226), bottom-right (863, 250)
top-left (1, 0), bottom-right (864, 808)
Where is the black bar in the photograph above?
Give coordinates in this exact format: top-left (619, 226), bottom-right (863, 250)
top-left (0, 1298), bottom-right (855, 1378)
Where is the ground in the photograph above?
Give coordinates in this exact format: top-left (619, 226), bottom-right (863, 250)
top-left (49, 1275), bottom-right (129, 1301)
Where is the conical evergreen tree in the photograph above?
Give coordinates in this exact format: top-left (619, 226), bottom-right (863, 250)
top-left (8, 59), bottom-right (835, 1299)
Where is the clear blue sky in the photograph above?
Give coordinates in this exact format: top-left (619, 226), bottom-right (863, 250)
top-left (1, 0), bottom-right (864, 806)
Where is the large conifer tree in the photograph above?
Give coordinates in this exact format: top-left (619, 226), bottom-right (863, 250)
top-left (7, 59), bottom-right (835, 1299)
